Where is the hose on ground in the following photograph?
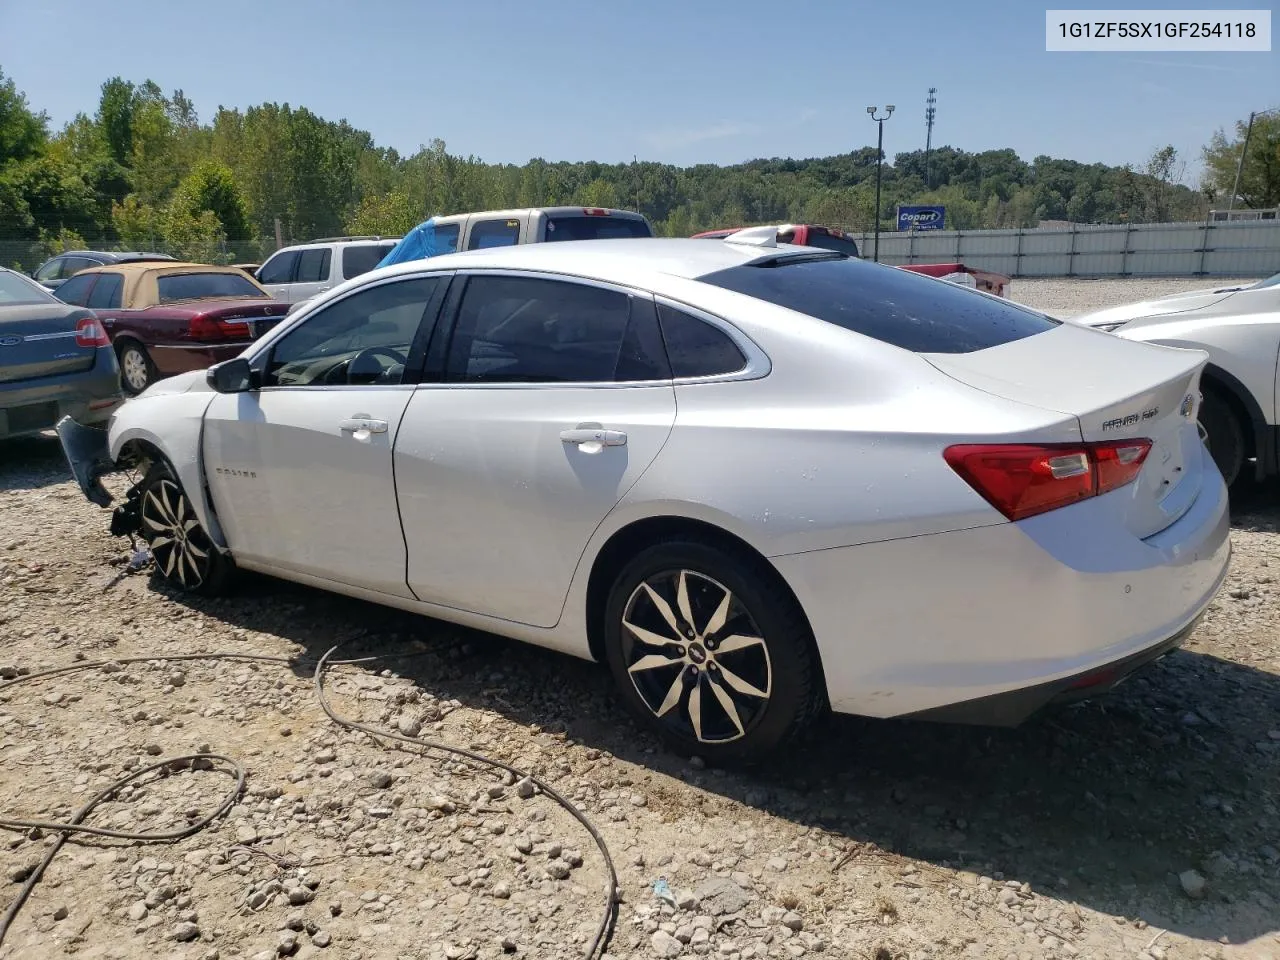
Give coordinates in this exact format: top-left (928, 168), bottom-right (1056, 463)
top-left (0, 646), bottom-right (619, 958)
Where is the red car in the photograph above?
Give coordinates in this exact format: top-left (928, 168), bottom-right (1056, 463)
top-left (53, 262), bottom-right (291, 394)
top-left (692, 224), bottom-right (1011, 297)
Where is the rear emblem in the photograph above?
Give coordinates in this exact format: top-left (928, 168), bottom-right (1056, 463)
top-left (1180, 394), bottom-right (1195, 418)
top-left (0, 336), bottom-right (21, 347)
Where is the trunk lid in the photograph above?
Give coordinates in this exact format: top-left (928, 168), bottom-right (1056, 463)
top-left (0, 305), bottom-right (97, 384)
top-left (190, 300), bottom-right (290, 340)
top-left (924, 323), bottom-right (1208, 539)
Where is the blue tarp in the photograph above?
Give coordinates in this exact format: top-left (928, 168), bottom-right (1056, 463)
top-left (376, 218), bottom-right (444, 268)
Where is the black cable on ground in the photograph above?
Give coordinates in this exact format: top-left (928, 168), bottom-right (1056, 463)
top-left (0, 647), bottom-right (619, 959)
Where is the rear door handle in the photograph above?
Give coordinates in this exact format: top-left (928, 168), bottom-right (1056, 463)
top-left (340, 417), bottom-right (388, 434)
top-left (560, 428), bottom-right (627, 446)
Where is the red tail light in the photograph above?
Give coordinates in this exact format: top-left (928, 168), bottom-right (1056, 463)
top-left (944, 439), bottom-right (1152, 521)
top-left (582, 207), bottom-right (610, 216)
top-left (189, 315), bottom-right (251, 341)
top-left (74, 317), bottom-right (110, 347)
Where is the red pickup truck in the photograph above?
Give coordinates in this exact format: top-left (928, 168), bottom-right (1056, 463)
top-left (691, 224), bottom-right (1010, 298)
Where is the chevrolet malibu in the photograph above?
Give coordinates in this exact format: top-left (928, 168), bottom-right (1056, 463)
top-left (56, 231), bottom-right (1231, 763)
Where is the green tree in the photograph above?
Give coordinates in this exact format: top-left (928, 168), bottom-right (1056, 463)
top-left (164, 207), bottom-right (225, 262)
top-left (111, 194), bottom-right (163, 250)
top-left (0, 67), bottom-right (47, 165)
top-left (345, 190), bottom-right (420, 236)
top-left (171, 160), bottom-right (251, 244)
top-left (1202, 112), bottom-right (1280, 209)
top-left (96, 77), bottom-right (136, 167)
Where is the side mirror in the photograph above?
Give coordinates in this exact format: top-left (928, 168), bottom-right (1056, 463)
top-left (207, 357), bottom-right (255, 393)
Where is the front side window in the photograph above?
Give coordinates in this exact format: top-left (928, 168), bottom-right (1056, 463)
top-left (257, 250), bottom-right (299, 285)
top-left (445, 275), bottom-right (668, 384)
top-left (157, 272), bottom-right (266, 303)
top-left (61, 257), bottom-right (100, 277)
top-left (53, 274), bottom-right (96, 306)
top-left (699, 255), bottom-right (1058, 354)
top-left (86, 273), bottom-right (124, 309)
top-left (296, 248), bottom-right (332, 283)
top-left (265, 276), bottom-right (444, 387)
top-left (467, 219), bottom-right (521, 250)
top-left (34, 260), bottom-right (62, 283)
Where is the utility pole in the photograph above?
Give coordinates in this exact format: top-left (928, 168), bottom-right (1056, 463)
top-left (867, 105), bottom-right (895, 262)
top-left (1228, 111), bottom-right (1256, 212)
top-left (925, 87), bottom-right (937, 189)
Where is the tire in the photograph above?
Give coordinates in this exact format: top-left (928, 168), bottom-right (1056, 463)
top-left (117, 340), bottom-right (156, 395)
top-left (1198, 387), bottom-right (1246, 490)
top-left (602, 538), bottom-right (824, 765)
top-left (137, 462), bottom-right (234, 595)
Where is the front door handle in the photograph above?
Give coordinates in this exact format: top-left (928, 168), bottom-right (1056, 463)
top-left (340, 417), bottom-right (388, 435)
top-left (560, 427), bottom-right (627, 447)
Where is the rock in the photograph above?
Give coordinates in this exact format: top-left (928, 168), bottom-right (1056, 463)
top-left (781, 911), bottom-right (804, 931)
top-left (695, 876), bottom-right (751, 916)
top-left (168, 670), bottom-right (186, 687)
top-left (277, 932), bottom-right (299, 955)
top-left (6, 862), bottom-right (35, 884)
top-left (1180, 869), bottom-right (1207, 899)
top-left (427, 796), bottom-right (457, 814)
top-left (501, 937), bottom-right (518, 953)
top-left (236, 825), bottom-right (260, 844)
top-left (314, 748), bottom-right (336, 764)
top-left (287, 885), bottom-right (315, 906)
top-left (128, 901), bottom-right (148, 921)
top-left (369, 771), bottom-right (393, 789)
top-left (397, 715), bottom-right (422, 738)
top-left (172, 921), bottom-right (201, 942)
top-left (766, 857), bottom-right (788, 872)
top-left (311, 930), bottom-right (331, 948)
top-left (651, 930), bottom-right (684, 957)
top-left (52, 905), bottom-right (68, 921)
top-left (492, 882), bottom-right (511, 899)
top-left (546, 861), bottom-right (571, 880)
top-left (676, 891), bottom-right (699, 911)
top-left (516, 777), bottom-right (536, 799)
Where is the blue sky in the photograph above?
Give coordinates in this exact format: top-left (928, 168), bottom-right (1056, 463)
top-left (1, 0), bottom-right (1274, 182)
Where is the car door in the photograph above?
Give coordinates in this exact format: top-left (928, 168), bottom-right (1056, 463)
top-left (201, 273), bottom-right (450, 597)
top-left (255, 249), bottom-right (300, 301)
top-left (288, 247), bottom-right (333, 304)
top-left (395, 270), bottom-right (676, 627)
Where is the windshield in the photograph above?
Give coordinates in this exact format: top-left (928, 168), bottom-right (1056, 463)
top-left (1251, 273), bottom-right (1280, 289)
top-left (699, 255), bottom-right (1058, 354)
top-left (0, 271), bottom-right (57, 306)
top-left (157, 272), bottom-right (267, 303)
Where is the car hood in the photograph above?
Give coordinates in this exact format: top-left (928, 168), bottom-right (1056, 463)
top-left (1072, 285), bottom-right (1244, 328)
top-left (135, 369), bottom-right (212, 399)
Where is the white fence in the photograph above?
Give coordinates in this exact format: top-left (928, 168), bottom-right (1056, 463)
top-left (849, 219), bottom-right (1280, 279)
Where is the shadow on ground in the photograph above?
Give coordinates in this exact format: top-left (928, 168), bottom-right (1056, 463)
top-left (0, 434), bottom-right (73, 492)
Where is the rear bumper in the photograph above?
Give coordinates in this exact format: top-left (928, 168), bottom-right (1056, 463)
top-left (0, 353), bottom-right (122, 440)
top-left (773, 452), bottom-right (1231, 723)
top-left (150, 342), bottom-right (252, 376)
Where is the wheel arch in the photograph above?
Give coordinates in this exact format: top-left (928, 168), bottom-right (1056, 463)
top-left (110, 421), bottom-right (227, 548)
top-left (1200, 361), bottom-right (1274, 480)
top-left (583, 514), bottom-right (828, 704)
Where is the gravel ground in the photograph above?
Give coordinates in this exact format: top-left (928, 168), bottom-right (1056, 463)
top-left (1009, 277), bottom-right (1260, 319)
top-left (1, 278), bottom-right (1278, 960)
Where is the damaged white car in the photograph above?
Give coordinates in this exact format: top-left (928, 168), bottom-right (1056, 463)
top-left (58, 234), bottom-right (1230, 762)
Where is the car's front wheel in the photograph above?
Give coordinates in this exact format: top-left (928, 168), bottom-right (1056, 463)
top-left (1198, 387), bottom-right (1246, 490)
top-left (602, 538), bottom-right (823, 765)
top-left (137, 463), bottom-right (233, 595)
top-left (117, 340), bottom-right (155, 395)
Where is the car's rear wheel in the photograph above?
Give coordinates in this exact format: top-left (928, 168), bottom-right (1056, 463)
top-left (602, 538), bottom-right (823, 765)
top-left (117, 340), bottom-right (155, 395)
top-left (137, 463), bottom-right (233, 595)
top-left (1198, 387), bottom-right (1245, 490)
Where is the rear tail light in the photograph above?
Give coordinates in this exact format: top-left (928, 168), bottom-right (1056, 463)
top-left (943, 439), bottom-right (1152, 521)
top-left (74, 317), bottom-right (110, 348)
top-left (189, 315), bottom-right (251, 341)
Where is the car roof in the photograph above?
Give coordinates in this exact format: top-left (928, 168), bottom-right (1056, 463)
top-left (373, 237), bottom-right (826, 287)
top-left (49, 250), bottom-right (174, 262)
top-left (75, 261), bottom-right (246, 276)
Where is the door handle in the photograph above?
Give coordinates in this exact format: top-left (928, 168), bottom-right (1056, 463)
top-left (340, 417), bottom-right (388, 434)
top-left (560, 427), bottom-right (626, 446)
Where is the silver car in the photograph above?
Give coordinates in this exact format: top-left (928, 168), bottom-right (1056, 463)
top-left (0, 267), bottom-right (122, 441)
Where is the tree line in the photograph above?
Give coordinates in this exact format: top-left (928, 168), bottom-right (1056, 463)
top-left (1, 69), bottom-right (1275, 269)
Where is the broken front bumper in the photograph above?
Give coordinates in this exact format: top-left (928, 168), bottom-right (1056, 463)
top-left (55, 415), bottom-right (115, 508)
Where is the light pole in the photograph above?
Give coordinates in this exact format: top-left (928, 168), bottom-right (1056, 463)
top-left (867, 105), bottom-right (894, 262)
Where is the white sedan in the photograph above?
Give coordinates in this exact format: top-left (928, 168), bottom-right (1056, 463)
top-left (57, 231), bottom-right (1231, 763)
top-left (1073, 273), bottom-right (1280, 490)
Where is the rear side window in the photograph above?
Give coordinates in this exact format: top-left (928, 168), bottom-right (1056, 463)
top-left (157, 272), bottom-right (266, 302)
top-left (446, 275), bottom-right (668, 383)
top-left (657, 304), bottom-right (747, 378)
top-left (87, 273), bottom-right (123, 309)
top-left (53, 274), bottom-right (96, 306)
top-left (257, 250), bottom-right (299, 285)
top-left (699, 256), bottom-right (1058, 354)
top-left (341, 244), bottom-right (395, 280)
top-left (434, 225), bottom-right (460, 253)
top-left (296, 248), bottom-right (332, 283)
top-left (544, 214), bottom-right (654, 241)
top-left (467, 219), bottom-right (521, 250)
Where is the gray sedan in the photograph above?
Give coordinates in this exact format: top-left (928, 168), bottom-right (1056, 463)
top-left (0, 267), bottom-right (123, 441)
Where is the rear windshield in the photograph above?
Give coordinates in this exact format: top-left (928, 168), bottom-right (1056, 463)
top-left (544, 215), bottom-right (653, 242)
top-left (0, 272), bottom-right (56, 305)
top-left (157, 272), bottom-right (266, 303)
top-left (342, 243), bottom-right (398, 280)
top-left (699, 255), bottom-right (1057, 354)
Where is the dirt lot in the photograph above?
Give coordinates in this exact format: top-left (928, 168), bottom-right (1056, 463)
top-left (1, 278), bottom-right (1277, 960)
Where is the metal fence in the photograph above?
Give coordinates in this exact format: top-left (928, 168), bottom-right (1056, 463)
top-left (850, 219), bottom-right (1280, 279)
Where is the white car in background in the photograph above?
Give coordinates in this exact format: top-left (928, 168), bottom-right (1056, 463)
top-left (1074, 272), bottom-right (1280, 490)
top-left (56, 232), bottom-right (1230, 763)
